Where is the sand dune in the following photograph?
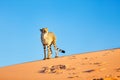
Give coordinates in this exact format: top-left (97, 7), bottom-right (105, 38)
top-left (0, 48), bottom-right (120, 80)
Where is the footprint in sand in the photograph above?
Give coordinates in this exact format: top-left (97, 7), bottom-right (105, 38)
top-left (83, 69), bottom-right (95, 73)
top-left (93, 77), bottom-right (118, 80)
top-left (40, 67), bottom-right (50, 73)
top-left (67, 75), bottom-right (79, 79)
top-left (39, 64), bottom-right (67, 74)
top-left (93, 78), bottom-right (104, 80)
top-left (93, 62), bottom-right (102, 66)
top-left (115, 68), bottom-right (120, 72)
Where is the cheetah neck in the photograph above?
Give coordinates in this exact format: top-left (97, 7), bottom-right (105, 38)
top-left (41, 32), bottom-right (48, 39)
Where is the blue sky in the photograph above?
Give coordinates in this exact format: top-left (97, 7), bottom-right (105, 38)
top-left (0, 0), bottom-right (120, 67)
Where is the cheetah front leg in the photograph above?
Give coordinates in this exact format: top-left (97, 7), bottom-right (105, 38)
top-left (47, 45), bottom-right (52, 59)
top-left (43, 46), bottom-right (47, 60)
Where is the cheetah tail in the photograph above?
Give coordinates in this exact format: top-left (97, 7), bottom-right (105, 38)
top-left (57, 48), bottom-right (65, 53)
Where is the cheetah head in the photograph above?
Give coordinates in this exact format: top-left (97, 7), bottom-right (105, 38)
top-left (40, 28), bottom-right (48, 33)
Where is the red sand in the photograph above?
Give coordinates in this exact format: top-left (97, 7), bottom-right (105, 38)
top-left (0, 48), bottom-right (120, 80)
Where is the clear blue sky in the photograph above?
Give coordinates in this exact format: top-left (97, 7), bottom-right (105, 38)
top-left (0, 0), bottom-right (120, 67)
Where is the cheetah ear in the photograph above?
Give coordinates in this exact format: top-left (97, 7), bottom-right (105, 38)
top-left (40, 29), bottom-right (42, 32)
top-left (45, 27), bottom-right (48, 30)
